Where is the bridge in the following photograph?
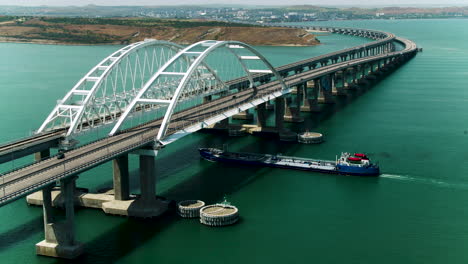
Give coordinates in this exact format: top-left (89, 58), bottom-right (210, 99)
top-left (0, 24), bottom-right (418, 258)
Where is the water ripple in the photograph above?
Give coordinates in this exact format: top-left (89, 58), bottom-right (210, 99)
top-left (381, 174), bottom-right (468, 189)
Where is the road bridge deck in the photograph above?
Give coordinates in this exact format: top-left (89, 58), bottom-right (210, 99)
top-left (0, 130), bottom-right (64, 164)
top-left (0, 35), bottom-right (417, 206)
top-left (0, 25), bottom-right (399, 163)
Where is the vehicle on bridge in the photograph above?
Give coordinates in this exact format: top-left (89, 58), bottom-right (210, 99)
top-left (199, 148), bottom-right (380, 176)
top-left (57, 149), bottom-right (65, 159)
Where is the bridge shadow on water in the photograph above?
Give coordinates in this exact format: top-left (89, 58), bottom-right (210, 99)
top-left (57, 82), bottom-right (388, 263)
top-left (13, 73), bottom-right (396, 262)
top-left (0, 62), bottom-right (404, 262)
top-left (47, 133), bottom-right (301, 263)
top-left (7, 80), bottom-right (389, 263)
top-left (0, 216), bottom-right (43, 252)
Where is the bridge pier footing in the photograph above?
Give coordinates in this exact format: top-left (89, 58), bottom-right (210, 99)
top-left (283, 96), bottom-right (304, 123)
top-left (36, 178), bottom-right (83, 259)
top-left (28, 152), bottom-right (168, 219)
top-left (102, 152), bottom-right (169, 218)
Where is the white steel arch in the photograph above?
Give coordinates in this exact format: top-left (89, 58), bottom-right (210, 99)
top-left (37, 39), bottom-right (184, 137)
top-left (109, 40), bottom-right (287, 143)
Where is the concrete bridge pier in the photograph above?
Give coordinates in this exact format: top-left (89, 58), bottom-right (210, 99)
top-left (36, 178), bottom-right (84, 259)
top-left (226, 99), bottom-right (296, 141)
top-left (357, 64), bottom-right (366, 80)
top-left (342, 70), bottom-right (351, 91)
top-left (102, 150), bottom-right (168, 218)
top-left (274, 97), bottom-right (297, 141)
top-left (112, 154), bottom-right (130, 201)
top-left (256, 103), bottom-right (267, 128)
top-left (373, 60), bottom-right (384, 76)
top-left (284, 85), bottom-right (304, 122)
top-left (301, 81), bottom-right (320, 112)
top-left (331, 73), bottom-right (346, 96)
top-left (365, 63), bottom-right (378, 81)
top-left (274, 97), bottom-right (285, 131)
top-left (317, 77), bottom-right (335, 104)
top-left (343, 68), bottom-right (356, 90)
top-left (353, 66), bottom-right (360, 82)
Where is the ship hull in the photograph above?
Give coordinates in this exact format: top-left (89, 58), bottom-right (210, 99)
top-left (199, 148), bottom-right (379, 177)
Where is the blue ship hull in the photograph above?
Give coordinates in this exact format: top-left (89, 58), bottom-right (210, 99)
top-left (199, 148), bottom-right (380, 177)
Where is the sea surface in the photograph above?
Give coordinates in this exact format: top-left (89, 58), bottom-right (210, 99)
top-left (0, 19), bottom-right (468, 264)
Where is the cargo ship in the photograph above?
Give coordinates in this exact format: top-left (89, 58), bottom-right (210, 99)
top-left (199, 148), bottom-right (380, 176)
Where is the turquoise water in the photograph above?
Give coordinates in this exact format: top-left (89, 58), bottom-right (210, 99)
top-left (1, 19), bottom-right (468, 263)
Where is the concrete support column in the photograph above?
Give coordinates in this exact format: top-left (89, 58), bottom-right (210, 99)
top-left (42, 185), bottom-right (54, 232)
top-left (256, 103), bottom-right (267, 128)
top-left (301, 80), bottom-right (319, 112)
top-left (274, 97), bottom-right (285, 130)
top-left (354, 66), bottom-right (359, 81)
top-left (295, 83), bottom-right (303, 108)
top-left (113, 154), bottom-right (129, 201)
top-left (139, 155), bottom-right (156, 202)
top-left (35, 149), bottom-right (50, 162)
top-left (318, 76), bottom-right (335, 104)
top-left (62, 177), bottom-right (76, 242)
top-left (342, 69), bottom-right (348, 88)
top-left (101, 149), bottom-right (168, 218)
top-left (36, 177), bottom-right (83, 259)
top-left (332, 73), bottom-right (346, 96)
top-left (331, 73), bottom-right (337, 94)
top-left (284, 91), bottom-right (304, 123)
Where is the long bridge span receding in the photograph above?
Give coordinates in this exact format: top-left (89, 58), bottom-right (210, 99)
top-left (0, 24), bottom-right (418, 258)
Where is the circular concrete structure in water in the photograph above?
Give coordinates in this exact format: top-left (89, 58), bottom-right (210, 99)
top-left (177, 200), bottom-right (205, 218)
top-left (200, 204), bottom-right (239, 226)
top-left (298, 132), bottom-right (323, 144)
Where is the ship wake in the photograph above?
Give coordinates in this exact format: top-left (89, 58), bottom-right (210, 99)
top-left (381, 174), bottom-right (468, 189)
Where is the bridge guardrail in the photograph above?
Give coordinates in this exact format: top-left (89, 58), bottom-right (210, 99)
top-left (0, 133), bottom-right (157, 204)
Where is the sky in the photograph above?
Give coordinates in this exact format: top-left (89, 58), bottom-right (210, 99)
top-left (1, 0), bottom-right (467, 7)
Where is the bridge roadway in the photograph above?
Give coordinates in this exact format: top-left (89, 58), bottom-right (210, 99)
top-left (0, 35), bottom-right (417, 206)
top-left (0, 130), bottom-right (65, 164)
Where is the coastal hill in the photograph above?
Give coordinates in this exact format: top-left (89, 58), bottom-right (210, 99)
top-left (0, 17), bottom-right (319, 46)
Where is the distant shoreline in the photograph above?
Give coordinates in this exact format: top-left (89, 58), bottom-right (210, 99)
top-left (0, 37), bottom-right (123, 46)
top-left (0, 17), bottom-right (320, 47)
top-left (0, 37), bottom-right (319, 47)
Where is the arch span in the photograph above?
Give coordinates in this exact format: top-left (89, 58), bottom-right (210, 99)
top-left (37, 39), bottom-right (184, 137)
top-left (108, 40), bottom-right (287, 142)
